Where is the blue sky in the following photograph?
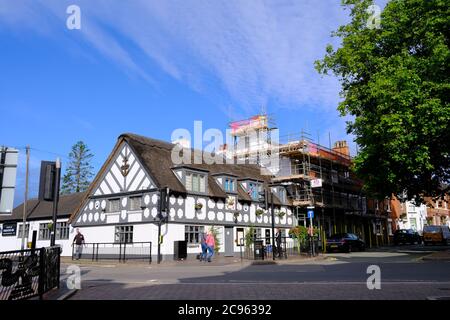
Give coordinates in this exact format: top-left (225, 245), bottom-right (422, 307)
top-left (0, 0), bottom-right (385, 206)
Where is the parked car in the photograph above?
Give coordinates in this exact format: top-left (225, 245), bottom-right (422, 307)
top-left (326, 233), bottom-right (365, 253)
top-left (423, 225), bottom-right (450, 245)
top-left (393, 229), bottom-right (422, 245)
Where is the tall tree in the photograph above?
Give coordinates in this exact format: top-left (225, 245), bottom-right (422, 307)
top-left (61, 141), bottom-right (94, 194)
top-left (315, 0), bottom-right (449, 202)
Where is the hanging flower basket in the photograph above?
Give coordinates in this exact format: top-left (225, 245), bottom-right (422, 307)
top-left (277, 211), bottom-right (286, 218)
top-left (47, 223), bottom-right (53, 230)
top-left (255, 209), bottom-right (264, 216)
top-left (227, 198), bottom-right (235, 208)
top-left (194, 203), bottom-right (203, 211)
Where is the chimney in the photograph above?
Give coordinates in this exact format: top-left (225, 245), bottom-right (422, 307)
top-left (332, 141), bottom-right (350, 157)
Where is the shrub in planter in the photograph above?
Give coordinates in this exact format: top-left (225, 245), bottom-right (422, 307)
top-left (277, 211), bottom-right (286, 218)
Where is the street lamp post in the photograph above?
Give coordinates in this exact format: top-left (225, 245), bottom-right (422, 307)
top-left (270, 191), bottom-right (275, 261)
top-left (50, 158), bottom-right (61, 247)
top-left (157, 187), bottom-right (168, 264)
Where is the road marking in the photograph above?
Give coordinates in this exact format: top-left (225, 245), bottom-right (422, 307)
top-left (80, 279), bottom-right (450, 286)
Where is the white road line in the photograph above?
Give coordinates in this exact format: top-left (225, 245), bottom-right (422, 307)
top-left (80, 280), bottom-right (450, 286)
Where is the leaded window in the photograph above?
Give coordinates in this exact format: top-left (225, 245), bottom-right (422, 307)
top-left (115, 225), bottom-right (133, 243)
top-left (185, 225), bottom-right (205, 244)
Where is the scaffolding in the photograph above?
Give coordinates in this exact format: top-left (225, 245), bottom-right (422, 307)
top-left (223, 113), bottom-right (386, 246)
top-left (224, 114), bottom-right (363, 211)
top-left (226, 114), bottom-right (277, 164)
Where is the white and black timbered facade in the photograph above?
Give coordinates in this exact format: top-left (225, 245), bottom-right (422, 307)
top-left (69, 133), bottom-right (296, 259)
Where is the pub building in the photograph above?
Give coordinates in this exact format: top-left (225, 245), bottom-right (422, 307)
top-left (57, 133), bottom-right (293, 259)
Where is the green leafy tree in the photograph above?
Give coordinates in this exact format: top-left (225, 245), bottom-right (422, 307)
top-left (61, 141), bottom-right (94, 194)
top-left (315, 0), bottom-right (449, 203)
top-left (245, 225), bottom-right (256, 247)
top-left (289, 226), bottom-right (319, 254)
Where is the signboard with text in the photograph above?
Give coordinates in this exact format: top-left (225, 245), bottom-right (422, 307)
top-left (2, 222), bottom-right (17, 236)
top-left (310, 178), bottom-right (322, 188)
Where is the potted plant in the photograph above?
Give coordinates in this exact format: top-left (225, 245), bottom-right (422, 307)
top-left (194, 203), bottom-right (203, 211)
top-left (277, 211), bottom-right (286, 218)
top-left (289, 226), bottom-right (308, 254)
top-left (255, 209), bottom-right (264, 216)
top-left (245, 225), bottom-right (256, 247)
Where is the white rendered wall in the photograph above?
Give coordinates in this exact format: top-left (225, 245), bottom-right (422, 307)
top-left (0, 218), bottom-right (75, 256)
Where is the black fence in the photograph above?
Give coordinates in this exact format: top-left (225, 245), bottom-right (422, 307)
top-left (72, 242), bottom-right (152, 263)
top-left (239, 237), bottom-right (321, 261)
top-left (0, 246), bottom-right (61, 300)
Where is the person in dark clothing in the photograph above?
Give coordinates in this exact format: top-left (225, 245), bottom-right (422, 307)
top-left (72, 228), bottom-right (85, 260)
top-left (275, 229), bottom-right (282, 258)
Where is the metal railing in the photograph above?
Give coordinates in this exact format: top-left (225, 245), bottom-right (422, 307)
top-left (0, 246), bottom-right (61, 300)
top-left (72, 242), bottom-right (152, 263)
top-left (239, 237), bottom-right (321, 261)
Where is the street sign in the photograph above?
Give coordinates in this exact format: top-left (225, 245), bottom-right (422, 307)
top-left (307, 210), bottom-right (314, 219)
top-left (1, 222), bottom-right (17, 236)
top-left (310, 178), bottom-right (322, 188)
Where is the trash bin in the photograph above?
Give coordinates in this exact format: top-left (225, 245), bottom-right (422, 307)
top-left (254, 240), bottom-right (264, 260)
top-left (174, 240), bottom-right (187, 260)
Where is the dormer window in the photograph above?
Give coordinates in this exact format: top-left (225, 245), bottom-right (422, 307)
top-left (279, 188), bottom-right (287, 203)
top-left (186, 172), bottom-right (206, 193)
top-left (247, 182), bottom-right (260, 200)
top-left (224, 178), bottom-right (236, 192)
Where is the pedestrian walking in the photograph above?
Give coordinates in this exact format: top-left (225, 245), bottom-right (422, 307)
top-left (72, 228), bottom-right (85, 260)
top-left (205, 231), bottom-right (216, 262)
top-left (199, 232), bottom-right (208, 262)
top-left (275, 228), bottom-right (282, 258)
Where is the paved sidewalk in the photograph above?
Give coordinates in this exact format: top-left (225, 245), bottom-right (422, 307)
top-left (61, 254), bottom-right (322, 268)
top-left (422, 250), bottom-right (450, 261)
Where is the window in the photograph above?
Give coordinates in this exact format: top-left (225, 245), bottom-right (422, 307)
top-left (248, 182), bottom-right (259, 200)
top-left (115, 225), bottom-right (133, 243)
top-left (244, 136), bottom-right (250, 149)
top-left (224, 178), bottom-right (236, 192)
top-left (265, 229), bottom-right (271, 245)
top-left (279, 188), bottom-right (287, 203)
top-left (236, 228), bottom-right (244, 246)
top-left (255, 228), bottom-right (262, 239)
top-left (129, 196), bottom-right (142, 211)
top-left (39, 223), bottom-right (51, 240)
top-left (56, 222), bottom-right (69, 240)
top-left (185, 225), bottom-right (205, 244)
top-left (109, 199), bottom-right (120, 212)
top-left (18, 224), bottom-right (29, 238)
top-left (186, 172), bottom-right (206, 193)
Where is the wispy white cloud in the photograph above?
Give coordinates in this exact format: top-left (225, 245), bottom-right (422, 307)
top-left (0, 0), bottom-right (351, 113)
